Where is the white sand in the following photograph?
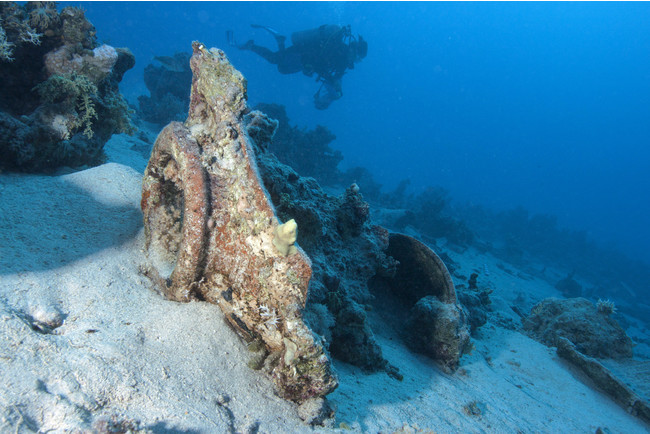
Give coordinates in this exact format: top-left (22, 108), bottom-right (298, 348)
top-left (0, 134), bottom-right (647, 433)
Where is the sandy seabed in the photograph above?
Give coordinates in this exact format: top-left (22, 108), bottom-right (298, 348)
top-left (0, 134), bottom-right (648, 433)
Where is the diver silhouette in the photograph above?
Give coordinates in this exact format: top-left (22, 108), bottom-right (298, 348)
top-left (227, 24), bottom-right (367, 110)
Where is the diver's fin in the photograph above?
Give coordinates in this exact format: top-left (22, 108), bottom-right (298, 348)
top-left (251, 24), bottom-right (286, 45)
top-left (251, 24), bottom-right (280, 35)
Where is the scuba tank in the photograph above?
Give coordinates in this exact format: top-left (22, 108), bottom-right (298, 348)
top-left (291, 25), bottom-right (348, 49)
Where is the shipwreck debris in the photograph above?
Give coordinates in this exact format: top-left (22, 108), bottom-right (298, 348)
top-left (371, 233), bottom-right (471, 372)
top-left (141, 42), bottom-right (337, 403)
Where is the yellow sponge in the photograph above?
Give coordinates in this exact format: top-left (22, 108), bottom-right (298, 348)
top-left (273, 219), bottom-right (298, 256)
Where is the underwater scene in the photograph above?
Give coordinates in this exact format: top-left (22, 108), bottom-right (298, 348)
top-left (1, 1), bottom-right (650, 432)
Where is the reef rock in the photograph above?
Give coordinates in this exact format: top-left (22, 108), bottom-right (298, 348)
top-left (523, 297), bottom-right (633, 359)
top-left (0, 2), bottom-right (134, 172)
top-left (141, 42), bottom-right (337, 403)
top-left (407, 296), bottom-right (471, 372)
top-left (138, 52), bottom-right (193, 125)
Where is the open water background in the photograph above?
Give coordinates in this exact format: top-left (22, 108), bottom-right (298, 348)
top-left (65, 1), bottom-right (650, 266)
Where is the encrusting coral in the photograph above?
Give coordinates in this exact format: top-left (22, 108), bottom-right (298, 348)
top-left (141, 42), bottom-right (337, 404)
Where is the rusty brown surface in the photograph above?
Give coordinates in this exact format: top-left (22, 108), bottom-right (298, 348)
top-left (141, 42), bottom-right (337, 403)
top-left (141, 122), bottom-right (209, 301)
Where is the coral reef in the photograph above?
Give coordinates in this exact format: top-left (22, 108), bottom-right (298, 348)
top-left (137, 51), bottom-right (193, 125)
top-left (141, 42), bottom-right (337, 403)
top-left (0, 1), bottom-right (134, 172)
top-left (523, 297), bottom-right (633, 359)
top-left (253, 103), bottom-right (343, 185)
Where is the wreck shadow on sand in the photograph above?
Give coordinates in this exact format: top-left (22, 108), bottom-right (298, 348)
top-left (0, 165), bottom-right (142, 275)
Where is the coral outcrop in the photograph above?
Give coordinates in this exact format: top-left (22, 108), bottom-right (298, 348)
top-left (0, 1), bottom-right (134, 172)
top-left (253, 103), bottom-right (343, 185)
top-left (138, 52), bottom-right (193, 125)
top-left (141, 42), bottom-right (337, 403)
top-left (523, 297), bottom-right (633, 359)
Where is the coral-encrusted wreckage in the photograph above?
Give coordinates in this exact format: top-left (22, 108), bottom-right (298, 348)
top-left (141, 42), bottom-right (337, 403)
top-left (0, 1), bottom-right (134, 172)
top-left (141, 41), bottom-right (471, 404)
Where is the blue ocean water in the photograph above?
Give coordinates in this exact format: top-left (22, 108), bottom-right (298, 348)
top-left (70, 1), bottom-right (650, 267)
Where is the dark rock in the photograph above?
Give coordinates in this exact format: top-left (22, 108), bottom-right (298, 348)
top-left (468, 273), bottom-right (478, 290)
top-left (335, 184), bottom-right (370, 238)
top-left (555, 273), bottom-right (582, 298)
top-left (137, 52), bottom-right (193, 125)
top-left (456, 289), bottom-right (489, 332)
top-left (330, 302), bottom-right (386, 371)
top-left (110, 47), bottom-right (136, 83)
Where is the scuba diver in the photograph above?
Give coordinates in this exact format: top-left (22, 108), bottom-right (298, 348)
top-left (226, 24), bottom-right (368, 110)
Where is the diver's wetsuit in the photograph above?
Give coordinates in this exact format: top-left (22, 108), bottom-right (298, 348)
top-left (247, 25), bottom-right (352, 78)
top-left (229, 24), bottom-right (362, 109)
top-left (226, 24), bottom-right (368, 110)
